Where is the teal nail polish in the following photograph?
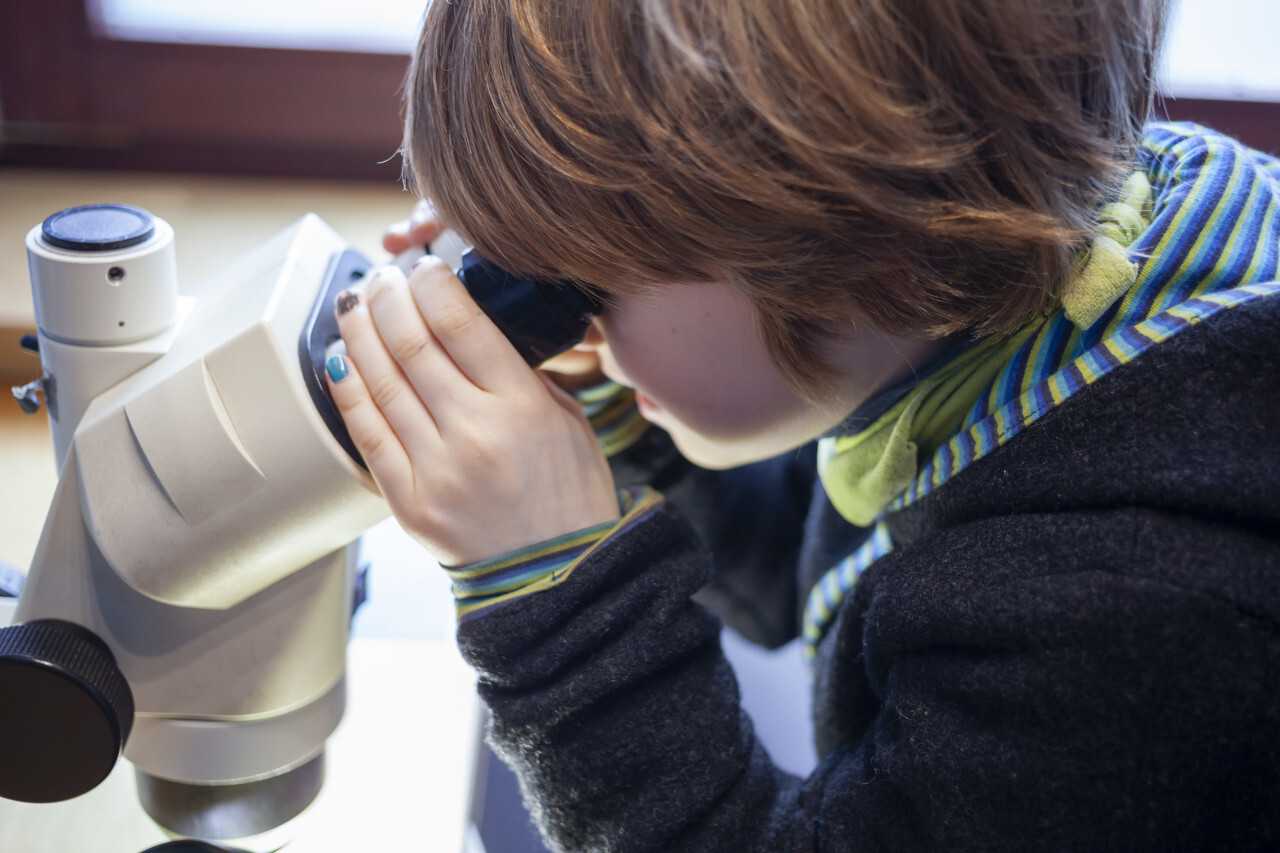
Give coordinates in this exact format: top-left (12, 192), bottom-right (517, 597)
top-left (326, 355), bottom-right (349, 382)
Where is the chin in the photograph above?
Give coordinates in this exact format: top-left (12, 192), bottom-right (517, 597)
top-left (666, 426), bottom-right (778, 471)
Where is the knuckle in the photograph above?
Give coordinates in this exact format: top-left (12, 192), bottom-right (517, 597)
top-left (337, 398), bottom-right (395, 467)
top-left (466, 432), bottom-right (505, 470)
top-left (365, 372), bottom-right (404, 411)
top-left (431, 299), bottom-right (481, 339)
top-left (355, 424), bottom-right (391, 464)
top-left (388, 329), bottom-right (433, 365)
top-left (506, 390), bottom-right (549, 423)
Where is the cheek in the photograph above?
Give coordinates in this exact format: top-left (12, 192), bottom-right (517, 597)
top-left (601, 289), bottom-right (801, 439)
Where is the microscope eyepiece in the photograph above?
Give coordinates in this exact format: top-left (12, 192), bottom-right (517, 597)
top-left (27, 203), bottom-right (179, 349)
top-left (41, 203), bottom-right (157, 252)
top-left (455, 249), bottom-right (603, 366)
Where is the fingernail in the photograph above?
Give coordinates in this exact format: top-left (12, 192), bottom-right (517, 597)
top-left (335, 289), bottom-right (360, 316)
top-left (326, 354), bottom-right (350, 383)
top-left (365, 265), bottom-right (400, 298)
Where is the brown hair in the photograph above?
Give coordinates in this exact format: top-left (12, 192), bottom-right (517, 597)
top-left (402, 0), bottom-right (1168, 398)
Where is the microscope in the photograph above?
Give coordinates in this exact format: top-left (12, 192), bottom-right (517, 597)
top-left (0, 204), bottom-right (600, 850)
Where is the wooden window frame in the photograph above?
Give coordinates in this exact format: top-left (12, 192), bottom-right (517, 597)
top-left (1157, 96), bottom-right (1280, 154)
top-left (0, 0), bottom-right (410, 180)
top-left (1, 1), bottom-right (1278, 182)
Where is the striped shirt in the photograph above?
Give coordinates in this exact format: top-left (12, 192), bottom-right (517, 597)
top-left (802, 123), bottom-right (1280, 658)
top-left (447, 486), bottom-right (662, 623)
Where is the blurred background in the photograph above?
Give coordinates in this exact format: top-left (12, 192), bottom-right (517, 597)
top-left (1, 0), bottom-right (1277, 180)
top-left (1, 0), bottom-right (1277, 179)
top-left (3, 0), bottom-right (1278, 389)
top-left (0, 2), bottom-right (1276, 851)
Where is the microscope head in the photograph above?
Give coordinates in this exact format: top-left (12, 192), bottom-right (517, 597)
top-left (3, 206), bottom-right (387, 847)
top-left (2, 202), bottom-right (604, 849)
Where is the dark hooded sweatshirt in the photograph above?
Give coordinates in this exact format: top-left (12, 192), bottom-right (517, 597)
top-left (447, 124), bottom-right (1280, 851)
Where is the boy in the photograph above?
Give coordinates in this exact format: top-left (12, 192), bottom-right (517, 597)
top-left (328, 0), bottom-right (1280, 848)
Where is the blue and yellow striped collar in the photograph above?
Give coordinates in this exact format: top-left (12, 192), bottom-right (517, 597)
top-left (804, 123), bottom-right (1280, 659)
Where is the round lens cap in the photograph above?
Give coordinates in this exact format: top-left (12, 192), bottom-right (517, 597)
top-left (42, 204), bottom-right (156, 252)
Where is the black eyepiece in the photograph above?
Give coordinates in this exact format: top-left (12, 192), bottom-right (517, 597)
top-left (456, 250), bottom-right (601, 366)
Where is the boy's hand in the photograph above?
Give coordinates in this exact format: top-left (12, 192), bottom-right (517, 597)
top-left (382, 198), bottom-right (444, 256)
top-left (383, 199), bottom-right (607, 391)
top-left (539, 347), bottom-right (608, 391)
top-left (327, 258), bottom-right (621, 566)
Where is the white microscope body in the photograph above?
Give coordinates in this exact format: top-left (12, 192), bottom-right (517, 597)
top-left (3, 205), bottom-right (396, 847)
top-left (2, 202), bottom-right (585, 850)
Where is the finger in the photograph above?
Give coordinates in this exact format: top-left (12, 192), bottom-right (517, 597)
top-left (336, 280), bottom-right (443, 445)
top-left (538, 370), bottom-right (593, 421)
top-left (324, 352), bottom-right (415, 499)
top-left (382, 199), bottom-right (445, 254)
top-left (407, 256), bottom-right (536, 394)
top-left (539, 349), bottom-right (607, 391)
top-left (540, 348), bottom-right (600, 376)
top-left (363, 263), bottom-right (475, 412)
top-left (382, 220), bottom-right (413, 255)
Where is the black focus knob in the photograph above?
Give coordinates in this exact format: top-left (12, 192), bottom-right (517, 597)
top-left (141, 842), bottom-right (252, 853)
top-left (0, 619), bottom-right (134, 803)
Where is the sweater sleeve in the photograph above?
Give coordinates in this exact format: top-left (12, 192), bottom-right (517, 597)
top-left (454, 493), bottom-right (800, 852)
top-left (576, 382), bottom-right (824, 647)
top-left (457, 497), bottom-right (1280, 852)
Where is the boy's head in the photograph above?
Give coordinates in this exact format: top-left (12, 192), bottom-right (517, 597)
top-left (401, 0), bottom-right (1168, 400)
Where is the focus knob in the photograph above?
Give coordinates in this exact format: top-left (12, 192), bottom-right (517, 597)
top-left (0, 619), bottom-right (134, 803)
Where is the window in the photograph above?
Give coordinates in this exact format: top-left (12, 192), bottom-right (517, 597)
top-left (0, 0), bottom-right (414, 179)
top-left (93, 0), bottom-right (421, 54)
top-left (1156, 0), bottom-right (1280, 152)
top-left (1160, 0), bottom-right (1280, 101)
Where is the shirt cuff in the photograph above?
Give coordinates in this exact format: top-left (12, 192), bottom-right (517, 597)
top-left (445, 486), bottom-right (664, 624)
top-left (575, 380), bottom-right (649, 457)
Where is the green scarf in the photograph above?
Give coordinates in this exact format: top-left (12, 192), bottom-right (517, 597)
top-left (817, 172), bottom-right (1151, 526)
